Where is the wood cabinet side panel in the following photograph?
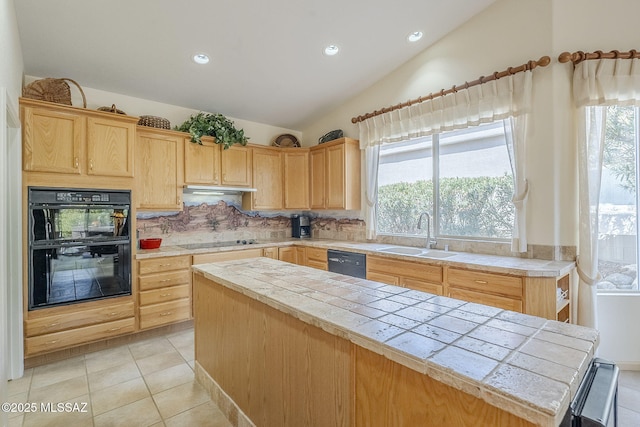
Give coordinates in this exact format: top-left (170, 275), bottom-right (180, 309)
top-left (354, 346), bottom-right (535, 427)
top-left (523, 277), bottom-right (557, 320)
top-left (283, 150), bottom-right (310, 209)
top-left (310, 149), bottom-right (326, 208)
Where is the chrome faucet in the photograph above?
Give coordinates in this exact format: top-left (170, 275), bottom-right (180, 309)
top-left (417, 212), bottom-right (436, 249)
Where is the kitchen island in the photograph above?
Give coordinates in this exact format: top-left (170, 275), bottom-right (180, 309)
top-left (192, 258), bottom-right (597, 427)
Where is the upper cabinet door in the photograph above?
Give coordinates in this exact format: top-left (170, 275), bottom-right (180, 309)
top-left (221, 145), bottom-right (252, 187)
top-left (184, 138), bottom-right (221, 185)
top-left (283, 150), bottom-right (310, 209)
top-left (309, 148), bottom-right (326, 209)
top-left (325, 143), bottom-right (346, 209)
top-left (247, 147), bottom-right (282, 210)
top-left (86, 117), bottom-right (135, 177)
top-left (136, 129), bottom-right (184, 210)
top-left (22, 105), bottom-right (84, 174)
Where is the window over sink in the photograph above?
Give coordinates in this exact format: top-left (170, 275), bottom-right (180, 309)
top-left (376, 120), bottom-right (515, 240)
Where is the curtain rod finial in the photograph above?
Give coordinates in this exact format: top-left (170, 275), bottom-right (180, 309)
top-left (558, 52), bottom-right (573, 63)
top-left (538, 56), bottom-right (551, 67)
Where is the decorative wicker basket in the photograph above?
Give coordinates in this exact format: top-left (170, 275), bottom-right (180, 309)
top-left (98, 104), bottom-right (126, 115)
top-left (138, 115), bottom-right (170, 129)
top-left (23, 78), bottom-right (87, 108)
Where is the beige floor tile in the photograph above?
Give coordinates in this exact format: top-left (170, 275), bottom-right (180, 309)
top-left (87, 359), bottom-right (141, 392)
top-left (85, 345), bottom-right (135, 374)
top-left (129, 337), bottom-right (175, 360)
top-left (164, 401), bottom-right (233, 427)
top-left (136, 349), bottom-right (186, 376)
top-left (30, 357), bottom-right (86, 390)
top-left (8, 414), bottom-right (24, 427)
top-left (144, 363), bottom-right (194, 394)
top-left (166, 330), bottom-right (194, 348)
top-left (5, 392), bottom-right (28, 419)
top-left (94, 396), bottom-right (162, 427)
top-left (22, 394), bottom-right (92, 427)
top-left (173, 342), bottom-right (194, 362)
top-left (152, 381), bottom-right (211, 419)
top-left (28, 374), bottom-right (88, 404)
top-left (90, 376), bottom-right (151, 416)
top-left (7, 368), bottom-right (33, 396)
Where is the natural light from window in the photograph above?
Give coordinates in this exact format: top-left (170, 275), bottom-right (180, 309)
top-left (597, 105), bottom-right (639, 292)
top-left (377, 121), bottom-right (514, 239)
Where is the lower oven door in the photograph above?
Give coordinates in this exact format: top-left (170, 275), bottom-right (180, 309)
top-left (568, 358), bottom-right (619, 427)
top-left (29, 241), bottom-right (131, 310)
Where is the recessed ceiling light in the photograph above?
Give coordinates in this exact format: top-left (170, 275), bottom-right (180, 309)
top-left (323, 45), bottom-right (340, 56)
top-left (407, 31), bottom-right (423, 43)
top-left (192, 53), bottom-right (210, 64)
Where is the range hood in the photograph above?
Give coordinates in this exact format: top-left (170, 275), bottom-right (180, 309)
top-left (183, 185), bottom-right (257, 195)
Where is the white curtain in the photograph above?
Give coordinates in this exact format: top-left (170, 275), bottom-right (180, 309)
top-left (504, 116), bottom-right (529, 253)
top-left (572, 58), bottom-right (640, 328)
top-left (357, 71), bottom-right (533, 248)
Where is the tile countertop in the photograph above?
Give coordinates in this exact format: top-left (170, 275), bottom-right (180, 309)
top-left (137, 238), bottom-right (575, 277)
top-left (192, 257), bottom-right (598, 427)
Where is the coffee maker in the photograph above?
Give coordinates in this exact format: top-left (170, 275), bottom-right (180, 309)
top-left (292, 215), bottom-right (311, 238)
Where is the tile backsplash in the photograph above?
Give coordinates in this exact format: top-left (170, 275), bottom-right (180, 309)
top-left (136, 194), bottom-right (366, 246)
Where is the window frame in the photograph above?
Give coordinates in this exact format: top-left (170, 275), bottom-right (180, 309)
top-left (375, 121), bottom-right (514, 242)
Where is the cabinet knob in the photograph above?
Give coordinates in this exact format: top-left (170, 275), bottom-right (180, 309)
top-left (89, 159), bottom-right (94, 170)
top-left (74, 157), bottom-right (79, 169)
top-left (474, 280), bottom-right (488, 284)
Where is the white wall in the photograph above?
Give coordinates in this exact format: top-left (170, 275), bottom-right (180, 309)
top-left (301, 0), bottom-right (640, 364)
top-left (24, 76), bottom-right (303, 147)
top-left (0, 0), bottom-right (23, 419)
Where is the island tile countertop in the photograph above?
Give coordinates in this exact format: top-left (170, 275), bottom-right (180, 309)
top-left (193, 257), bottom-right (598, 427)
top-left (138, 238), bottom-right (575, 277)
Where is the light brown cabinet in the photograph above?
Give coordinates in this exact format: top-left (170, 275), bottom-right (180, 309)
top-left (183, 137), bottom-right (221, 185)
top-left (24, 299), bottom-right (135, 356)
top-left (447, 267), bottom-right (523, 312)
top-left (283, 149), bottom-right (310, 209)
top-left (136, 128), bottom-right (184, 210)
top-left (221, 144), bottom-right (252, 187)
top-left (310, 137), bottom-right (361, 210)
top-left (278, 247), bottom-right (299, 264)
top-left (304, 247), bottom-right (328, 270)
top-left (262, 247), bottom-right (279, 259)
top-left (242, 146), bottom-right (283, 210)
top-left (367, 255), bottom-right (444, 295)
top-left (137, 255), bottom-right (192, 330)
top-left (21, 98), bottom-right (137, 177)
top-left (192, 248), bottom-right (264, 264)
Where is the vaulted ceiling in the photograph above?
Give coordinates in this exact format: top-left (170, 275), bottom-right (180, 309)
top-left (15, 0), bottom-right (495, 129)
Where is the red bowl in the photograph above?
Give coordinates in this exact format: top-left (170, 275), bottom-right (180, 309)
top-left (140, 238), bottom-right (162, 249)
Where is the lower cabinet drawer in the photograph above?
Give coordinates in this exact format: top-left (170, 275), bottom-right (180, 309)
top-left (138, 270), bottom-right (190, 291)
top-left (447, 268), bottom-right (523, 298)
top-left (306, 259), bottom-right (327, 270)
top-left (448, 288), bottom-right (523, 313)
top-left (139, 298), bottom-right (191, 330)
top-left (401, 278), bottom-right (443, 295)
top-left (25, 317), bottom-right (135, 356)
top-left (139, 284), bottom-right (190, 306)
top-left (305, 247), bottom-right (327, 262)
top-left (25, 301), bottom-right (134, 337)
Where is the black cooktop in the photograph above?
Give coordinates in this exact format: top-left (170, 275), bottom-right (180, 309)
top-left (177, 240), bottom-right (258, 250)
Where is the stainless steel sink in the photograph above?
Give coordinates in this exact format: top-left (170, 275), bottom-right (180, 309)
top-left (376, 246), bottom-right (426, 255)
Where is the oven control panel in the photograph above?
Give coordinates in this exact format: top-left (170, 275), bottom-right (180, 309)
top-left (56, 192), bottom-right (110, 203)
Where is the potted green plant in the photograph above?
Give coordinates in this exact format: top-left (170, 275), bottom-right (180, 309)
top-left (175, 112), bottom-right (249, 149)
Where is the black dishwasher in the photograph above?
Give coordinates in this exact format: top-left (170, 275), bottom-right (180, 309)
top-left (327, 249), bottom-right (366, 278)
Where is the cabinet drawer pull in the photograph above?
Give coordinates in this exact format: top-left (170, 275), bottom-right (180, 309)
top-left (46, 340), bottom-right (59, 345)
top-left (474, 280), bottom-right (488, 284)
top-left (159, 312), bottom-right (173, 317)
top-left (159, 263), bottom-right (172, 267)
top-left (108, 312), bottom-right (118, 316)
top-left (89, 159), bottom-right (94, 170)
top-left (74, 157), bottom-right (79, 168)
top-left (47, 322), bottom-right (60, 327)
top-left (108, 327), bottom-right (122, 332)
top-left (160, 279), bottom-right (172, 283)
top-left (160, 293), bottom-right (172, 297)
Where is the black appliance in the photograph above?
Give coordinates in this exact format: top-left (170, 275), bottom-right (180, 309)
top-left (28, 187), bottom-right (132, 310)
top-left (327, 249), bottom-right (366, 279)
top-left (292, 215), bottom-right (311, 238)
top-left (560, 358), bottom-right (619, 427)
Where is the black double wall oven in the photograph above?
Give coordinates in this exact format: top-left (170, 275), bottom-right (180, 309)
top-left (28, 187), bottom-right (132, 310)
